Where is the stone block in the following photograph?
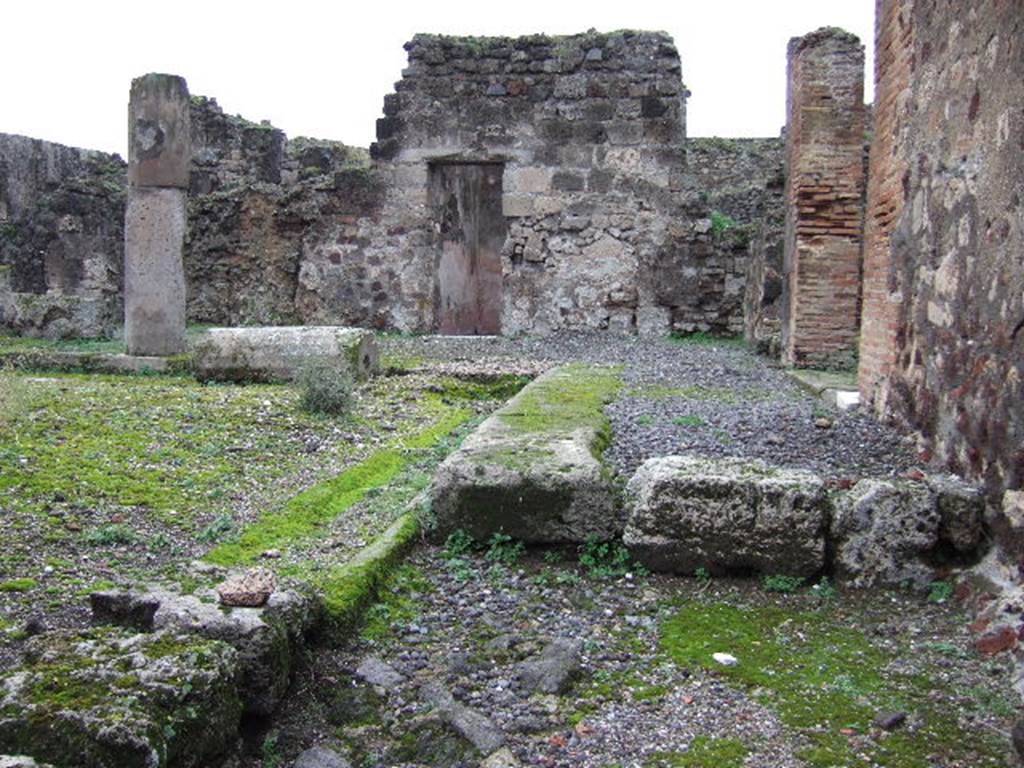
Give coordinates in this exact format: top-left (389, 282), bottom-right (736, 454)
top-left (832, 476), bottom-right (985, 588)
top-left (507, 167), bottom-right (552, 194)
top-left (623, 455), bottom-right (828, 576)
top-left (431, 365), bottom-right (620, 544)
top-left (0, 628), bottom-right (241, 767)
top-left (90, 581), bottom-right (320, 716)
top-left (192, 325), bottom-right (378, 383)
top-left (128, 73), bottom-right (191, 189)
top-left (124, 187), bottom-right (187, 356)
top-left (502, 194), bottom-right (534, 218)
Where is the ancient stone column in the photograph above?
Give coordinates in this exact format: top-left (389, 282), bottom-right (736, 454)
top-left (781, 29), bottom-right (866, 367)
top-left (124, 73), bottom-right (190, 356)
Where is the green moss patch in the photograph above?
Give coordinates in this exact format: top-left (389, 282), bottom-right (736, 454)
top-left (0, 577), bottom-right (38, 592)
top-left (661, 601), bottom-right (1010, 767)
top-left (205, 407), bottom-right (471, 567)
top-left (648, 737), bottom-right (748, 768)
top-left (495, 364), bottom-right (620, 464)
top-left (317, 512), bottom-right (422, 636)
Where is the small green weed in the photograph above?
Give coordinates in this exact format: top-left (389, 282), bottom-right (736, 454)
top-left (198, 514), bottom-right (235, 544)
top-left (694, 567), bottom-right (711, 585)
top-left (928, 580), bottom-right (954, 604)
top-left (810, 577), bottom-right (837, 602)
top-left (710, 210), bottom-right (738, 234)
top-left (762, 574), bottom-right (805, 593)
top-left (484, 532), bottom-right (524, 565)
top-left (578, 536), bottom-right (645, 580)
top-left (297, 358), bottom-right (354, 416)
top-left (637, 414), bottom-right (655, 427)
top-left (261, 730), bottom-right (282, 768)
top-left (672, 415), bottom-right (705, 428)
top-left (444, 529), bottom-right (475, 558)
top-left (83, 524), bottom-right (137, 546)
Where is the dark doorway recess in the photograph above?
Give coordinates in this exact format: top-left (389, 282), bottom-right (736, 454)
top-left (429, 162), bottom-right (505, 335)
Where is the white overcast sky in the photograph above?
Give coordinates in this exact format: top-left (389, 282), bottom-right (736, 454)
top-left (2, 1), bottom-right (874, 157)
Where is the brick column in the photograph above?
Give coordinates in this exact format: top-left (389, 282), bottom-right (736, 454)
top-left (782, 28), bottom-right (866, 367)
top-left (857, 0), bottom-right (913, 411)
top-left (125, 73), bottom-right (190, 356)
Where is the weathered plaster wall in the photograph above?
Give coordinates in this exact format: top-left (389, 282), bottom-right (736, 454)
top-left (782, 27), bottom-right (867, 368)
top-left (0, 134), bottom-right (125, 338)
top-left (859, 0), bottom-right (1024, 506)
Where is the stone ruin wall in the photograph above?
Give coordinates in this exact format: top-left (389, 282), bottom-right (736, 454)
top-left (361, 30), bottom-right (716, 335)
top-left (858, 0), bottom-right (1024, 511)
top-left (0, 31), bottom-right (785, 339)
top-left (685, 137), bottom-right (786, 353)
top-left (0, 134), bottom-right (125, 337)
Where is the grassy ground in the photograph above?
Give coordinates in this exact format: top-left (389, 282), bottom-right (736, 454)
top-left (0, 366), bottom-right (524, 657)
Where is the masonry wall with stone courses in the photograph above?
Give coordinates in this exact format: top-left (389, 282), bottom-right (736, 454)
top-left (0, 133), bottom-right (126, 338)
top-left (858, 0), bottom-right (1024, 507)
top-left (351, 30), bottom-right (728, 336)
top-left (782, 28), bottom-right (866, 368)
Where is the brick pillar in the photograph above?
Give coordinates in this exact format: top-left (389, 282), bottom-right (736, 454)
top-left (125, 73), bottom-right (190, 356)
top-left (782, 29), bottom-right (866, 367)
top-left (857, 0), bottom-right (914, 411)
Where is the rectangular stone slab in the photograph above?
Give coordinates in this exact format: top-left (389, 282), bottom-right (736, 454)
top-left (191, 325), bottom-right (379, 383)
top-left (623, 455), bottom-right (828, 576)
top-left (430, 364), bottom-right (620, 544)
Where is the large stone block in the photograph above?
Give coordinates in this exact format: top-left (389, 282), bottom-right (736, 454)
top-left (431, 365), bottom-right (620, 544)
top-left (192, 325), bottom-right (378, 383)
top-left (623, 455), bottom-right (828, 576)
top-left (0, 628), bottom-right (241, 768)
top-left (128, 73), bottom-right (191, 189)
top-left (832, 476), bottom-right (985, 589)
top-left (124, 187), bottom-right (187, 356)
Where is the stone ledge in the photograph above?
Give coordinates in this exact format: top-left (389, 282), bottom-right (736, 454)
top-left (430, 364), bottom-right (621, 543)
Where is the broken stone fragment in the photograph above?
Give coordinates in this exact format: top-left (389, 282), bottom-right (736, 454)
top-left (623, 455), bottom-right (828, 576)
top-left (516, 638), bottom-right (582, 695)
top-left (0, 628), bottom-right (241, 768)
top-left (217, 567), bottom-right (278, 607)
top-left (355, 655), bottom-right (406, 692)
top-left (293, 746), bottom-right (352, 768)
top-left (420, 680), bottom-right (506, 755)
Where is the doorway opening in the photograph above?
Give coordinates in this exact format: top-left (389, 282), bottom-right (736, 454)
top-left (428, 162), bottom-right (505, 335)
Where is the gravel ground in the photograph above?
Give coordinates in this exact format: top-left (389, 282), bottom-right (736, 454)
top-left (251, 545), bottom-right (1019, 768)
top-left (381, 333), bottom-right (920, 481)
